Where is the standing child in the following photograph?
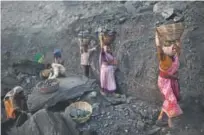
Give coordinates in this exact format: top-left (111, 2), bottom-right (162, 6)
top-left (80, 44), bottom-right (96, 78)
top-left (53, 49), bottom-right (64, 65)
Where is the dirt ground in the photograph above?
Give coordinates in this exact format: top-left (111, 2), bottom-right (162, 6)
top-left (1, 1), bottom-right (204, 135)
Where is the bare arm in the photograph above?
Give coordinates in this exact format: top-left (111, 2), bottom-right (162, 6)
top-left (155, 30), bottom-right (164, 61)
top-left (80, 46), bottom-right (83, 54)
top-left (155, 30), bottom-right (160, 47)
top-left (88, 47), bottom-right (97, 53)
top-left (99, 33), bottom-right (104, 49)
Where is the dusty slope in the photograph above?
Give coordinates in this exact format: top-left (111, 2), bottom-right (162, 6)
top-left (1, 1), bottom-right (204, 135)
top-left (2, 1), bottom-right (204, 103)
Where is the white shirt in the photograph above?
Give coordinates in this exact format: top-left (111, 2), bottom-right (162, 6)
top-left (48, 63), bottom-right (66, 79)
top-left (80, 47), bottom-right (96, 65)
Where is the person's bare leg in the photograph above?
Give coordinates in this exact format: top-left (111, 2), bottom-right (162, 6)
top-left (158, 110), bottom-right (164, 120)
top-left (156, 110), bottom-right (168, 126)
top-left (168, 118), bottom-right (173, 128)
top-left (100, 89), bottom-right (106, 96)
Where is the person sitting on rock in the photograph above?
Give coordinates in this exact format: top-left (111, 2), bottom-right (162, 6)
top-left (48, 63), bottom-right (66, 79)
top-left (40, 63), bottom-right (66, 79)
top-left (40, 63), bottom-right (53, 79)
top-left (3, 86), bottom-right (27, 120)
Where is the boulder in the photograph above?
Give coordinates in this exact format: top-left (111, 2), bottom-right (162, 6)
top-left (153, 1), bottom-right (189, 19)
top-left (12, 60), bottom-right (44, 75)
top-left (1, 75), bottom-right (20, 97)
top-left (27, 76), bottom-right (96, 112)
top-left (8, 109), bottom-right (80, 135)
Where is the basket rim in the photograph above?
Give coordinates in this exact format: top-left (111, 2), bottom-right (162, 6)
top-left (69, 101), bottom-right (93, 111)
top-left (69, 101), bottom-right (92, 123)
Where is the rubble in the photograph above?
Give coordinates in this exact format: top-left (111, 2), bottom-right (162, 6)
top-left (27, 76), bottom-right (95, 112)
top-left (1, 1), bottom-right (204, 135)
top-left (9, 109), bottom-right (80, 135)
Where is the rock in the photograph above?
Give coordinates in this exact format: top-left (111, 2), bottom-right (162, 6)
top-left (92, 103), bottom-right (100, 109)
top-left (153, 2), bottom-right (189, 20)
top-left (173, 15), bottom-right (184, 22)
top-left (1, 74), bottom-right (20, 97)
top-left (104, 95), bottom-right (126, 105)
top-left (137, 5), bottom-right (153, 13)
top-left (147, 126), bottom-right (161, 135)
top-left (139, 109), bottom-right (148, 118)
top-left (17, 73), bottom-right (27, 80)
top-left (161, 8), bottom-right (174, 20)
top-left (132, 105), bottom-right (137, 108)
top-left (12, 60), bottom-right (44, 75)
top-left (166, 131), bottom-right (171, 135)
top-left (9, 109), bottom-right (80, 135)
top-left (81, 130), bottom-right (98, 135)
top-left (27, 77), bottom-right (95, 112)
top-left (119, 17), bottom-right (126, 24)
top-left (120, 1), bottom-right (127, 4)
top-left (126, 97), bottom-right (133, 104)
top-left (26, 78), bottom-right (31, 83)
top-left (104, 123), bottom-right (108, 127)
top-left (87, 91), bottom-right (97, 98)
top-left (153, 2), bottom-right (188, 14)
top-left (137, 121), bottom-right (145, 130)
top-left (124, 2), bottom-right (137, 14)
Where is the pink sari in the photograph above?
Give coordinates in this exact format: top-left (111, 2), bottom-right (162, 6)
top-left (99, 51), bottom-right (116, 93)
top-left (158, 56), bottom-right (183, 118)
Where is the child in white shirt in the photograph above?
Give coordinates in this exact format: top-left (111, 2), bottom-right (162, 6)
top-left (80, 44), bottom-right (96, 77)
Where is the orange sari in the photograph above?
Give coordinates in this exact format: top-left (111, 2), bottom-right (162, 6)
top-left (158, 55), bottom-right (183, 118)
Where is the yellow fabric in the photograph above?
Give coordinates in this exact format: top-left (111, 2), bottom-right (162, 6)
top-left (99, 34), bottom-right (104, 48)
top-left (41, 69), bottom-right (52, 78)
top-left (4, 98), bottom-right (16, 119)
top-left (38, 55), bottom-right (44, 63)
top-left (159, 55), bottom-right (173, 71)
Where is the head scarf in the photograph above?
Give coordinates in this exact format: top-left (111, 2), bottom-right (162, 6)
top-left (53, 49), bottom-right (62, 58)
top-left (34, 53), bottom-right (44, 63)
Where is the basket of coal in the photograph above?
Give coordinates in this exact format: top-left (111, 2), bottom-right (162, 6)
top-left (36, 79), bottom-right (60, 94)
top-left (78, 30), bottom-right (91, 46)
top-left (69, 101), bottom-right (92, 123)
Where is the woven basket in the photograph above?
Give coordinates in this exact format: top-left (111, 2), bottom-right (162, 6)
top-left (78, 38), bottom-right (91, 45)
top-left (156, 23), bottom-right (184, 41)
top-left (69, 101), bottom-right (92, 123)
top-left (36, 79), bottom-right (59, 94)
top-left (103, 35), bottom-right (115, 45)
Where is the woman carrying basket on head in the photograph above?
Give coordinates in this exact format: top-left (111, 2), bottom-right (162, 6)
top-left (155, 23), bottom-right (184, 128)
top-left (98, 28), bottom-right (118, 96)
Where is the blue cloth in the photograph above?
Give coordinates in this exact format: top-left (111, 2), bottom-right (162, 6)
top-left (53, 49), bottom-right (61, 58)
